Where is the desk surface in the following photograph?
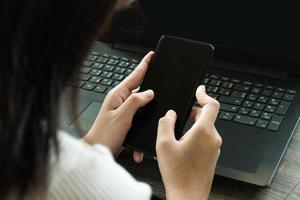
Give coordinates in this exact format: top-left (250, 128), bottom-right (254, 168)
top-left (117, 123), bottom-right (300, 200)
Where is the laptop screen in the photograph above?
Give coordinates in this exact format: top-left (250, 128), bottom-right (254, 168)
top-left (108, 1), bottom-right (300, 77)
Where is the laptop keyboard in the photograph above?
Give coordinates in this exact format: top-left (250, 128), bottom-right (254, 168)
top-left (69, 51), bottom-right (139, 94)
top-left (204, 74), bottom-right (296, 131)
top-left (70, 50), bottom-right (296, 132)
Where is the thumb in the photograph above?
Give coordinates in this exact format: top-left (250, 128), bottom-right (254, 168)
top-left (117, 89), bottom-right (154, 118)
top-left (156, 110), bottom-right (177, 149)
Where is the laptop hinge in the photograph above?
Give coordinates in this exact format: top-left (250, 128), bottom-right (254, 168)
top-left (112, 42), bottom-right (152, 55)
top-left (211, 60), bottom-right (288, 80)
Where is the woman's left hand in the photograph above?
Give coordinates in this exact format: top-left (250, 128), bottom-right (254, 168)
top-left (83, 52), bottom-right (155, 156)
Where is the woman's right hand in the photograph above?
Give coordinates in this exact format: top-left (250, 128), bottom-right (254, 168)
top-left (156, 85), bottom-right (222, 200)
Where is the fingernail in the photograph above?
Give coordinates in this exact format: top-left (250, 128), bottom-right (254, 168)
top-left (199, 85), bottom-right (206, 91)
top-left (144, 90), bottom-right (154, 99)
top-left (166, 110), bottom-right (175, 116)
top-left (197, 85), bottom-right (206, 94)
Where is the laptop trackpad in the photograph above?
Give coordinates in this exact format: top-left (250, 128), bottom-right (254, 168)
top-left (71, 101), bottom-right (102, 133)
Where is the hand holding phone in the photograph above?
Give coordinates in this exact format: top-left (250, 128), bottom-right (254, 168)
top-left (124, 35), bottom-right (214, 155)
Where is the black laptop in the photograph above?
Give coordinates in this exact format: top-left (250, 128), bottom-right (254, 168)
top-left (59, 1), bottom-right (300, 187)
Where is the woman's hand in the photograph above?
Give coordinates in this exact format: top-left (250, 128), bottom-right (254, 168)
top-left (156, 85), bottom-right (222, 200)
top-left (83, 52), bottom-right (155, 155)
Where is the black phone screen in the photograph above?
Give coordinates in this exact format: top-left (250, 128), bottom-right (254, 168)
top-left (124, 35), bottom-right (214, 155)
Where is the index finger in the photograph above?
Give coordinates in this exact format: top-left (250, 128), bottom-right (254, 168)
top-left (193, 85), bottom-right (220, 127)
top-left (118, 51), bottom-right (154, 91)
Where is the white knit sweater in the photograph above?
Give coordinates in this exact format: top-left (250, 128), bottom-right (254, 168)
top-left (47, 131), bottom-right (152, 200)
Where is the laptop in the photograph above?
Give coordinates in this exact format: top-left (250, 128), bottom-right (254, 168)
top-left (59, 1), bottom-right (300, 187)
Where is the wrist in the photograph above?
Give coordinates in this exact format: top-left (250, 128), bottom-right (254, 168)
top-left (82, 131), bottom-right (96, 144)
top-left (83, 131), bottom-right (121, 156)
top-left (165, 185), bottom-right (208, 200)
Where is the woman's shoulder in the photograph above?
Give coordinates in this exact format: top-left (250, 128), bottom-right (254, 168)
top-left (47, 131), bottom-right (151, 200)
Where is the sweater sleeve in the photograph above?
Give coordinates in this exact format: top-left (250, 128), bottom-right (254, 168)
top-left (47, 131), bottom-right (152, 200)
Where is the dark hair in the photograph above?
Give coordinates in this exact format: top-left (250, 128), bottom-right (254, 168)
top-left (0, 0), bottom-right (117, 199)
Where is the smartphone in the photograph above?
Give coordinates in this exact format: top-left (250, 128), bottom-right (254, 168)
top-left (124, 35), bottom-right (214, 155)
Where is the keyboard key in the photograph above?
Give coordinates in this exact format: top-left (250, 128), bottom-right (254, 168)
top-left (112, 74), bottom-right (125, 81)
top-left (276, 88), bottom-right (286, 92)
top-left (267, 115), bottom-right (284, 131)
top-left (112, 55), bottom-right (119, 60)
top-left (219, 111), bottom-right (235, 120)
top-left (251, 87), bottom-right (261, 94)
top-left (87, 55), bottom-right (98, 61)
top-left (265, 85), bottom-right (274, 90)
top-left (219, 96), bottom-right (243, 105)
top-left (261, 89), bottom-right (272, 96)
top-left (220, 77), bottom-right (230, 81)
top-left (94, 85), bottom-right (107, 93)
top-left (283, 94), bottom-right (294, 101)
top-left (271, 114), bottom-right (284, 124)
top-left (272, 92), bottom-right (283, 99)
top-left (101, 79), bottom-right (113, 86)
top-left (76, 73), bottom-right (91, 81)
top-left (250, 110), bottom-right (262, 117)
top-left (207, 93), bottom-right (219, 99)
top-left (218, 88), bottom-right (231, 96)
top-left (100, 71), bottom-right (113, 79)
top-left (221, 82), bottom-right (234, 89)
top-left (129, 63), bottom-right (137, 69)
top-left (131, 59), bottom-right (139, 64)
top-left (125, 69), bottom-right (133, 75)
top-left (91, 51), bottom-right (101, 56)
top-left (210, 79), bottom-right (222, 86)
top-left (203, 78), bottom-right (209, 84)
top-left (234, 115), bottom-right (257, 125)
top-left (269, 98), bottom-right (280, 106)
top-left (82, 83), bottom-right (96, 91)
top-left (256, 119), bottom-right (269, 129)
top-left (254, 83), bottom-right (264, 88)
top-left (231, 91), bottom-right (247, 98)
top-left (231, 79), bottom-right (240, 83)
top-left (238, 107), bottom-right (250, 115)
top-left (210, 74), bottom-right (219, 79)
top-left (247, 94), bottom-right (258, 101)
top-left (102, 53), bottom-right (110, 58)
top-left (103, 65), bottom-right (115, 72)
top-left (118, 61), bottom-right (130, 68)
top-left (243, 81), bottom-right (253, 86)
top-left (253, 102), bottom-right (265, 110)
top-left (261, 112), bottom-right (272, 120)
top-left (207, 86), bottom-right (219, 93)
top-left (243, 100), bottom-right (255, 108)
top-left (92, 63), bottom-right (104, 69)
top-left (89, 76), bottom-right (101, 83)
top-left (113, 67), bottom-right (126, 74)
top-left (80, 67), bottom-right (91, 74)
top-left (287, 89), bottom-right (296, 94)
top-left (112, 81), bottom-right (121, 87)
top-left (107, 59), bottom-right (119, 65)
top-left (234, 84), bottom-right (251, 92)
top-left (220, 103), bottom-right (239, 112)
top-left (121, 57), bottom-right (129, 62)
top-left (264, 105), bottom-right (276, 113)
top-left (83, 61), bottom-right (93, 67)
top-left (90, 69), bottom-right (101, 76)
top-left (97, 57), bottom-right (108, 63)
top-left (257, 96), bottom-right (269, 103)
top-left (275, 101), bottom-right (291, 115)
